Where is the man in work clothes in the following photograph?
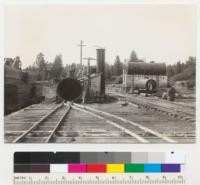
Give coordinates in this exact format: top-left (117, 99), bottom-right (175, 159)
top-left (167, 86), bottom-right (176, 101)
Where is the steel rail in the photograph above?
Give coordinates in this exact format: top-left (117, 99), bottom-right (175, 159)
top-left (109, 91), bottom-right (195, 119)
top-left (73, 103), bottom-right (176, 143)
top-left (71, 105), bottom-right (149, 143)
top-left (45, 103), bottom-right (71, 143)
top-left (12, 103), bottom-right (64, 143)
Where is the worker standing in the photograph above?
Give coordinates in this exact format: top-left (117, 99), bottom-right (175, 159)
top-left (167, 86), bottom-right (176, 101)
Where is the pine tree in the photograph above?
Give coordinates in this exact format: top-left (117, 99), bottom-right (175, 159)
top-left (167, 65), bottom-right (174, 77)
top-left (114, 56), bottom-right (123, 76)
top-left (129, 50), bottom-right (138, 62)
top-left (105, 63), bottom-right (112, 80)
top-left (35, 53), bottom-right (46, 72)
top-left (176, 61), bottom-right (182, 74)
top-left (50, 54), bottom-right (64, 80)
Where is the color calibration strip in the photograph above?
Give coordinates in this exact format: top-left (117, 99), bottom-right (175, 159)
top-left (14, 163), bottom-right (182, 173)
top-left (14, 152), bottom-right (185, 173)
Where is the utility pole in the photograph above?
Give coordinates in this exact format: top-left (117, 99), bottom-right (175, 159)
top-left (83, 57), bottom-right (96, 102)
top-left (77, 40), bottom-right (87, 66)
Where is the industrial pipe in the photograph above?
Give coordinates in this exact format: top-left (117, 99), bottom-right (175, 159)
top-left (56, 78), bottom-right (82, 101)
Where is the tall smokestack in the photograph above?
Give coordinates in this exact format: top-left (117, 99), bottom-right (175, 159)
top-left (96, 49), bottom-right (105, 95)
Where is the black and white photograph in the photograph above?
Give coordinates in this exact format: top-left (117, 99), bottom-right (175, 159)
top-left (4, 4), bottom-right (196, 143)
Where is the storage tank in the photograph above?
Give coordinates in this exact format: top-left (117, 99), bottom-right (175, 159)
top-left (126, 62), bottom-right (167, 93)
top-left (127, 62), bottom-right (166, 75)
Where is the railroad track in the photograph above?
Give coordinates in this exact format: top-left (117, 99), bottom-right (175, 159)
top-left (108, 91), bottom-right (195, 122)
top-left (5, 101), bottom-right (181, 143)
top-left (72, 103), bottom-right (176, 144)
top-left (12, 102), bottom-right (71, 143)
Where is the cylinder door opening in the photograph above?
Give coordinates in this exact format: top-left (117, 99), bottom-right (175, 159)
top-left (57, 78), bottom-right (82, 101)
top-left (146, 79), bottom-right (157, 93)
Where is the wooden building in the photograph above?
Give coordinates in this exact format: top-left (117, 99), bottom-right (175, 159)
top-left (4, 62), bottom-right (46, 114)
top-left (79, 73), bottom-right (102, 96)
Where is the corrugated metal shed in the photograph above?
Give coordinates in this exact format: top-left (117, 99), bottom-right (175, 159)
top-left (127, 62), bottom-right (166, 75)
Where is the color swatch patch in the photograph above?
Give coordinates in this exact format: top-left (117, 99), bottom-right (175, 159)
top-left (107, 164), bottom-right (124, 173)
top-left (14, 152), bottom-right (185, 173)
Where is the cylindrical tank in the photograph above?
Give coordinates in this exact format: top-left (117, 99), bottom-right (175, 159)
top-left (131, 78), bottom-right (157, 93)
top-left (127, 62), bottom-right (166, 75)
top-left (126, 62), bottom-right (167, 93)
top-left (56, 78), bottom-right (82, 101)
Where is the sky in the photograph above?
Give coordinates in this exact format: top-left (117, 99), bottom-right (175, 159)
top-left (4, 4), bottom-right (197, 68)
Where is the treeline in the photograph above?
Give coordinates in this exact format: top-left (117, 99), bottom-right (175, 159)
top-left (166, 56), bottom-right (196, 78)
top-left (26, 53), bottom-right (68, 81)
top-left (105, 50), bottom-right (145, 81)
top-left (167, 56), bottom-right (196, 88)
top-left (25, 50), bottom-right (143, 82)
top-left (25, 51), bottom-right (196, 88)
